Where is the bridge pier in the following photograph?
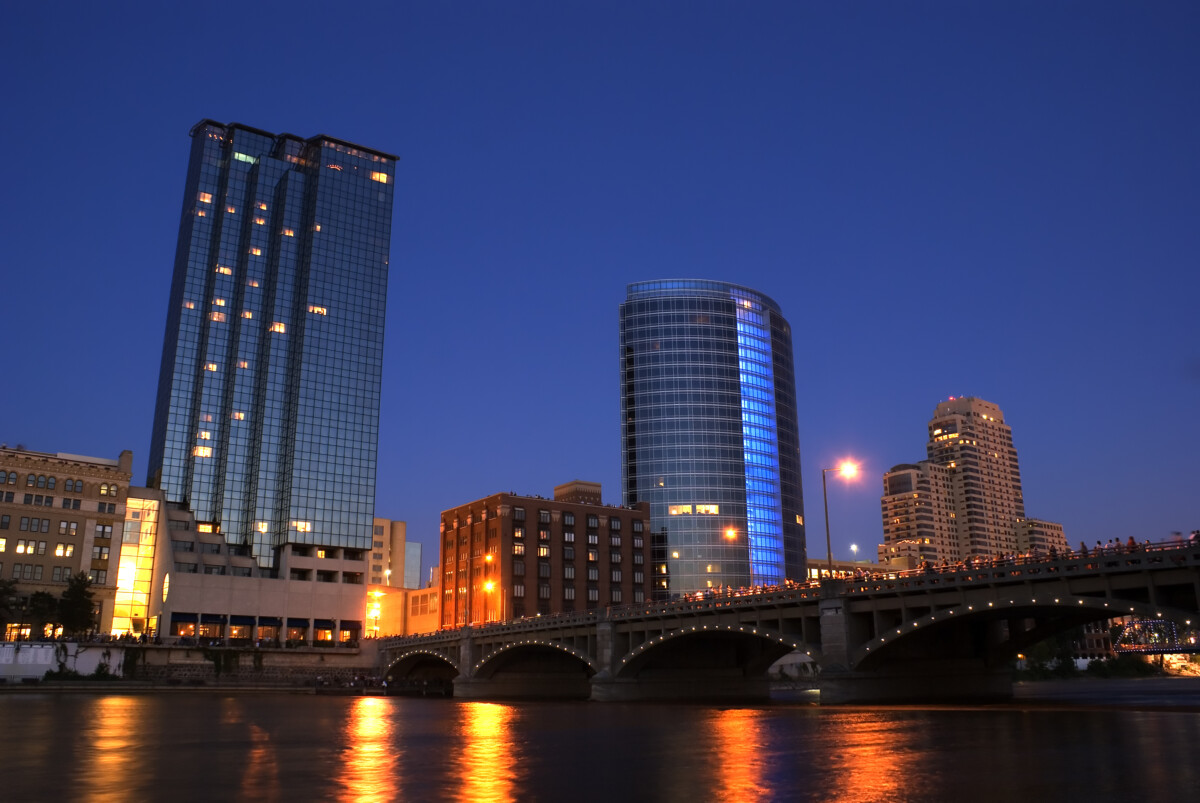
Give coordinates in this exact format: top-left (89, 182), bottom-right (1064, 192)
top-left (818, 662), bottom-right (1013, 705)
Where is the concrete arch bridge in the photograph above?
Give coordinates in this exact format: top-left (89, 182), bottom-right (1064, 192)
top-left (378, 542), bottom-right (1200, 703)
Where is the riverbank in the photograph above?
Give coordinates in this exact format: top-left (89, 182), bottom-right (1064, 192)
top-left (1013, 675), bottom-right (1200, 708)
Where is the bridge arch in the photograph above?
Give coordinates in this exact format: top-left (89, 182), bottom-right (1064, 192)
top-left (472, 638), bottom-right (598, 678)
top-left (383, 648), bottom-right (460, 693)
top-left (851, 594), bottom-right (1194, 671)
top-left (615, 622), bottom-right (810, 680)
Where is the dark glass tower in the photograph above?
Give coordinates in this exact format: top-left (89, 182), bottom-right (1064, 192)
top-left (148, 120), bottom-right (396, 568)
top-left (620, 280), bottom-right (806, 595)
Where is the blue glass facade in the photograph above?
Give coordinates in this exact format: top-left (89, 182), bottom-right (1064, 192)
top-left (148, 121), bottom-right (395, 568)
top-left (620, 280), bottom-right (805, 595)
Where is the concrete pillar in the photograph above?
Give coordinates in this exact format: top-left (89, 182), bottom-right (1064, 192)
top-left (818, 598), bottom-right (850, 672)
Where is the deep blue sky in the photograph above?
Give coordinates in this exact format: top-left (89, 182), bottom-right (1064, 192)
top-left (2, 2), bottom-right (1197, 579)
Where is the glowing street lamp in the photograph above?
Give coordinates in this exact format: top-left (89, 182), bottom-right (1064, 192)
top-left (851, 544), bottom-right (859, 561)
top-left (822, 461), bottom-right (860, 577)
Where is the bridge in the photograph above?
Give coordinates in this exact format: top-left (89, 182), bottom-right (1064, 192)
top-left (378, 541), bottom-right (1200, 703)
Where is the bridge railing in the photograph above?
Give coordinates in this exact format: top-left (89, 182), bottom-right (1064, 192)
top-left (378, 540), bottom-right (1199, 648)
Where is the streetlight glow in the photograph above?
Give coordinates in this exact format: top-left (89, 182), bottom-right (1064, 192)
top-left (822, 459), bottom-right (862, 577)
top-left (724, 528), bottom-right (736, 540)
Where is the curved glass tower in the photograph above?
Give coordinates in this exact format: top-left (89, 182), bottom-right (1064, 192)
top-left (620, 280), bottom-right (806, 596)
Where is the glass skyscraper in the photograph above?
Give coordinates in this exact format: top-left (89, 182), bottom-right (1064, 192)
top-left (148, 120), bottom-right (396, 569)
top-left (620, 280), bottom-right (806, 595)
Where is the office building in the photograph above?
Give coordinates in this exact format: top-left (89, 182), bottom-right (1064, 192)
top-left (146, 120), bottom-right (396, 577)
top-left (439, 482), bottom-right (651, 626)
top-left (877, 461), bottom-right (957, 567)
top-left (0, 446), bottom-right (132, 638)
top-left (619, 280), bottom-right (806, 596)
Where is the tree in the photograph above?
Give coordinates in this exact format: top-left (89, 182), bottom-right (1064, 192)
top-left (59, 573), bottom-right (96, 637)
top-left (0, 579), bottom-right (18, 638)
top-left (26, 591), bottom-right (59, 640)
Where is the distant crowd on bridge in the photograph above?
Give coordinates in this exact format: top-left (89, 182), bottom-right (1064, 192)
top-left (676, 532), bottom-right (1200, 603)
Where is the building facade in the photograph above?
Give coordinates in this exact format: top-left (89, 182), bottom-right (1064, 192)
top-left (878, 398), bottom-right (1065, 564)
top-left (0, 446), bottom-right (132, 638)
top-left (619, 280), bottom-right (806, 596)
top-left (146, 120), bottom-right (396, 573)
top-left (371, 518), bottom-right (423, 588)
top-left (439, 482), bottom-right (651, 627)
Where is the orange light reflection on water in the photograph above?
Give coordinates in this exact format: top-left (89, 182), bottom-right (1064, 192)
top-left (337, 696), bottom-right (398, 803)
top-left (821, 712), bottom-right (918, 802)
top-left (712, 708), bottom-right (772, 802)
top-left (458, 702), bottom-right (519, 803)
top-left (81, 696), bottom-right (140, 803)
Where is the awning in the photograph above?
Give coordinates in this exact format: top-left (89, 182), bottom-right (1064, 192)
top-left (257, 616), bottom-right (282, 627)
top-left (201, 613), bottom-right (227, 624)
top-left (171, 612), bottom-right (198, 623)
top-left (229, 615), bottom-right (256, 626)
top-left (313, 619), bottom-right (336, 630)
top-left (339, 620), bottom-right (362, 630)
top-left (287, 618), bottom-right (310, 628)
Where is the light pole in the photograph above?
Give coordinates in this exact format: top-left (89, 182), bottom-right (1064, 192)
top-left (851, 544), bottom-right (859, 561)
top-left (822, 461), bottom-right (859, 578)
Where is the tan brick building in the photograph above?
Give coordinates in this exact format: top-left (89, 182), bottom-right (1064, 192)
top-left (0, 446), bottom-right (132, 637)
top-left (439, 481), bottom-right (651, 626)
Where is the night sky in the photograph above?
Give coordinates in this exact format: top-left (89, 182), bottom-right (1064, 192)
top-left (2, 2), bottom-right (1197, 580)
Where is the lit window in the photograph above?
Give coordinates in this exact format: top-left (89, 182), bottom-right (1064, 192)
top-left (213, 298), bottom-right (226, 306)
top-left (247, 279), bottom-right (259, 288)
top-left (226, 205), bottom-right (236, 214)
top-left (196, 210), bottom-right (207, 217)
top-left (313, 224), bottom-right (321, 232)
top-left (209, 312), bottom-right (226, 322)
top-left (250, 247), bottom-right (262, 256)
top-left (254, 217), bottom-right (265, 225)
top-left (197, 192), bottom-right (212, 204)
top-left (308, 305), bottom-right (327, 316)
top-left (237, 360), bottom-right (249, 369)
top-left (197, 524), bottom-right (214, 533)
top-left (216, 266), bottom-right (232, 275)
top-left (183, 301), bottom-right (195, 310)
top-left (198, 431), bottom-right (211, 440)
top-left (695, 504), bottom-right (719, 515)
top-left (293, 521), bottom-right (312, 533)
top-left (233, 152), bottom-right (255, 164)
top-left (241, 310), bottom-right (253, 319)
top-left (232, 412), bottom-right (246, 420)
top-left (282, 228), bottom-right (294, 237)
top-left (256, 521), bottom-right (269, 533)
top-left (668, 505), bottom-right (693, 516)
top-left (370, 171), bottom-right (389, 184)
top-left (204, 363), bottom-right (218, 371)
top-left (258, 202), bottom-right (267, 211)
top-left (270, 322), bottom-right (286, 333)
top-left (201, 414), bottom-right (213, 422)
top-left (327, 163), bottom-right (342, 171)
top-left (192, 446), bottom-right (212, 458)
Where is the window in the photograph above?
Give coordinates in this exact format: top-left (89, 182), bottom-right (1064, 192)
top-left (564, 587), bottom-right (576, 601)
top-left (370, 171), bottom-right (389, 183)
top-left (93, 546), bottom-right (110, 561)
top-left (37, 475), bottom-right (46, 488)
top-left (95, 524), bottom-right (113, 539)
top-left (633, 553), bottom-right (644, 565)
top-left (270, 322), bottom-right (286, 333)
top-left (55, 542), bottom-right (74, 558)
top-left (538, 584), bottom-right (551, 600)
top-left (513, 507), bottom-right (525, 522)
top-left (538, 528), bottom-right (550, 541)
top-left (175, 562), bottom-right (198, 574)
top-left (587, 515), bottom-right (599, 528)
top-left (512, 562), bottom-right (525, 576)
top-left (0, 516), bottom-right (7, 530)
top-left (512, 542), bottom-right (524, 556)
top-left (19, 517), bottom-right (29, 531)
top-left (563, 531), bottom-right (575, 543)
top-left (610, 551), bottom-right (621, 564)
top-left (563, 565), bottom-right (575, 580)
top-left (588, 549), bottom-right (598, 562)
top-left (512, 583), bottom-right (525, 598)
top-left (633, 520), bottom-right (643, 533)
top-left (89, 569), bottom-right (107, 585)
top-left (563, 512), bottom-right (575, 526)
top-left (610, 535), bottom-right (621, 548)
top-left (308, 305), bottom-right (327, 315)
top-left (587, 588), bottom-right (599, 602)
top-left (52, 567), bottom-right (65, 582)
top-left (538, 510), bottom-right (551, 524)
top-left (611, 569), bottom-right (622, 583)
top-left (537, 545), bottom-right (550, 558)
top-left (609, 518), bottom-right (621, 531)
top-left (39, 519), bottom-right (50, 533)
top-left (633, 535), bottom-right (644, 549)
top-left (611, 589), bottom-right (623, 603)
top-left (633, 571), bottom-right (644, 584)
top-left (587, 567), bottom-right (599, 581)
top-left (538, 562), bottom-right (551, 578)
top-left (46, 478), bottom-right (55, 490)
top-left (563, 545), bottom-right (575, 560)
top-left (513, 527), bottom-right (524, 540)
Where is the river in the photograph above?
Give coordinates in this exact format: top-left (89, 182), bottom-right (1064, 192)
top-left (2, 680), bottom-right (1199, 802)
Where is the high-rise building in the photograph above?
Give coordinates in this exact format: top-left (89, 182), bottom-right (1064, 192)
top-left (619, 280), bottom-right (806, 596)
top-left (439, 482), bottom-right (651, 626)
top-left (878, 397), bottom-right (1065, 566)
top-left (926, 397), bottom-right (1024, 557)
top-left (371, 518), bottom-right (423, 588)
top-left (147, 120), bottom-right (396, 573)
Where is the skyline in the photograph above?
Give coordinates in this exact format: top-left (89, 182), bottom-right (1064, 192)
top-left (2, 3), bottom-right (1197, 581)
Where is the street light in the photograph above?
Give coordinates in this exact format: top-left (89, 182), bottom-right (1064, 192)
top-left (822, 461), bottom-right (860, 578)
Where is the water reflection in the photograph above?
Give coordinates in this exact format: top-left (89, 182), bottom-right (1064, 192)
top-left (79, 696), bottom-right (141, 802)
top-left (458, 702), bottom-right (519, 802)
top-left (239, 723), bottom-right (281, 803)
top-left (337, 696), bottom-right (397, 803)
top-left (711, 708), bottom-right (772, 802)
top-left (821, 712), bottom-right (917, 802)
